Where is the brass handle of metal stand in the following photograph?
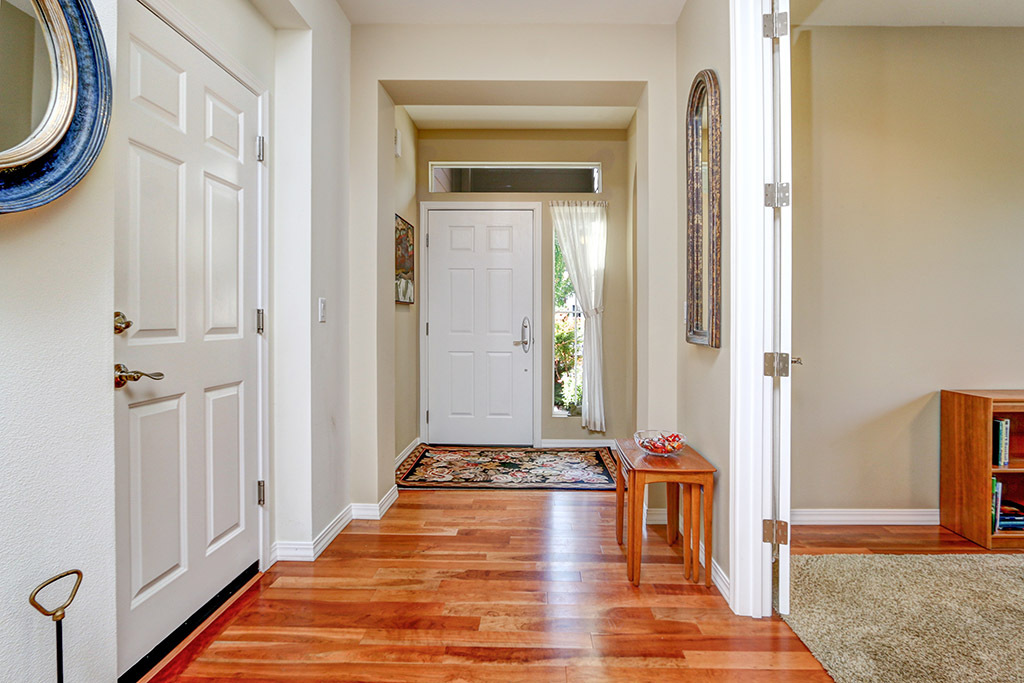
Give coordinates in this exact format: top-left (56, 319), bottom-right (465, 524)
top-left (30, 570), bottom-right (82, 622)
top-left (114, 363), bottom-right (166, 388)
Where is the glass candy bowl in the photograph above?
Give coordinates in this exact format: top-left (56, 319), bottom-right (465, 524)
top-left (634, 430), bottom-right (687, 457)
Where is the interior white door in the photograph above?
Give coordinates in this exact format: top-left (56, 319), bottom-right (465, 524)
top-left (427, 209), bottom-right (534, 445)
top-left (114, 2), bottom-right (261, 674)
top-left (768, 0), bottom-right (793, 614)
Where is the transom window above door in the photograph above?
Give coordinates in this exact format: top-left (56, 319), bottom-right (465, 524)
top-left (430, 162), bottom-right (602, 193)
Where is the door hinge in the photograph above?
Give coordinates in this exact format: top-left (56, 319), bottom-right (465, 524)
top-left (256, 308), bottom-right (265, 335)
top-left (258, 480), bottom-right (266, 506)
top-left (763, 11), bottom-right (789, 39)
top-left (763, 519), bottom-right (789, 545)
top-left (426, 410), bottom-right (429, 424)
top-left (763, 351), bottom-right (790, 378)
top-left (425, 233), bottom-right (429, 248)
top-left (256, 136), bottom-right (266, 163)
top-left (426, 322), bottom-right (429, 336)
top-left (764, 182), bottom-right (791, 208)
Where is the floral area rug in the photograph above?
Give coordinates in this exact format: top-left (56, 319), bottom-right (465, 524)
top-left (396, 445), bottom-right (617, 490)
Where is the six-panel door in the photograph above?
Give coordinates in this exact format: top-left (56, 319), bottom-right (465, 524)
top-left (427, 210), bottom-right (534, 445)
top-left (114, 2), bottom-right (260, 673)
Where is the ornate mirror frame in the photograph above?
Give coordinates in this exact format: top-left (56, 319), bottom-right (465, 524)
top-left (685, 69), bottom-right (722, 348)
top-left (0, 0), bottom-right (112, 213)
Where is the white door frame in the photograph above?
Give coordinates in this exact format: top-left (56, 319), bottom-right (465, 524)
top-left (419, 202), bottom-right (543, 447)
top-left (133, 0), bottom-right (272, 572)
top-left (728, 0), bottom-right (792, 618)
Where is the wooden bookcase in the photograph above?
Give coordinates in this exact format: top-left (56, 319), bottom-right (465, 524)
top-left (941, 390), bottom-right (1024, 549)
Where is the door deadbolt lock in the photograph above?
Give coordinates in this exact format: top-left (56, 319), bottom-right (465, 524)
top-left (114, 364), bottom-right (165, 389)
top-left (114, 311), bottom-right (133, 335)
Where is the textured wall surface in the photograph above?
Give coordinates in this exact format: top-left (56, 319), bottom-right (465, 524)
top-left (0, 1), bottom-right (118, 678)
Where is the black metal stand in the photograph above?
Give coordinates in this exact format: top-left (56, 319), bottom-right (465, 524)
top-left (55, 620), bottom-right (64, 683)
top-left (29, 569), bottom-right (82, 683)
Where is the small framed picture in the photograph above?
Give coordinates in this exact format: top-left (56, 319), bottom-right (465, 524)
top-left (395, 214), bottom-right (414, 304)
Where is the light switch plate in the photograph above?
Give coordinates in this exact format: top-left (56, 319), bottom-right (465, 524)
top-left (318, 297), bottom-right (327, 323)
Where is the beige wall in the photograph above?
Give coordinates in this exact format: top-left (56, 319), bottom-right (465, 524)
top-left (792, 27), bottom-right (1024, 509)
top-left (394, 107), bottom-right (420, 455)
top-left (676, 0), bottom-right (732, 570)
top-left (416, 130), bottom-right (636, 441)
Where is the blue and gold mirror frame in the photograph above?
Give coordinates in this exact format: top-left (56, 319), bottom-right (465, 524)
top-left (0, 0), bottom-right (112, 214)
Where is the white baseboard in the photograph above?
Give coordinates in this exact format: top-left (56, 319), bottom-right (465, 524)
top-left (540, 438), bottom-right (616, 448)
top-left (379, 484), bottom-right (399, 516)
top-left (701, 541), bottom-right (730, 599)
top-left (645, 506), bottom-right (668, 525)
top-left (314, 506), bottom-right (353, 556)
top-left (395, 438), bottom-right (423, 471)
top-left (352, 485), bottom-right (400, 521)
top-left (271, 505), bottom-right (353, 563)
top-left (270, 541), bottom-right (312, 562)
top-left (790, 508), bottom-right (940, 525)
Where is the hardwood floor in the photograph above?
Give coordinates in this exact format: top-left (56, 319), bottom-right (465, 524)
top-left (150, 490), bottom-right (829, 682)
top-left (791, 524), bottom-right (1024, 555)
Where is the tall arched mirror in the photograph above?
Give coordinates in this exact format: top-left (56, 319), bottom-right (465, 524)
top-left (0, 0), bottom-right (111, 214)
top-left (685, 69), bottom-right (722, 348)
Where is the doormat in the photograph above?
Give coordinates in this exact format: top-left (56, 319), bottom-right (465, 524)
top-left (396, 444), bottom-right (617, 490)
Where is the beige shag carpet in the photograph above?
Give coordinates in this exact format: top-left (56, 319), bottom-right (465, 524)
top-left (784, 554), bottom-right (1024, 683)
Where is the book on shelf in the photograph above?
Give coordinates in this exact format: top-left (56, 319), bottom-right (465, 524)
top-left (993, 478), bottom-right (1002, 531)
top-left (994, 418), bottom-right (1011, 467)
top-left (996, 496), bottom-right (1024, 532)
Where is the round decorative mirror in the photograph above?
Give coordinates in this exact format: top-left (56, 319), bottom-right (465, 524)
top-left (0, 0), bottom-right (111, 214)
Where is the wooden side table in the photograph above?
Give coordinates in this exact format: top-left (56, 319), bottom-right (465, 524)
top-left (614, 438), bottom-right (717, 587)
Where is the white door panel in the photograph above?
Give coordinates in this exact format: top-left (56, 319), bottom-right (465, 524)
top-left (427, 210), bottom-right (534, 445)
top-left (116, 2), bottom-right (260, 674)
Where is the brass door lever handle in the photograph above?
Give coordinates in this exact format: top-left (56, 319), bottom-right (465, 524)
top-left (115, 363), bottom-right (165, 388)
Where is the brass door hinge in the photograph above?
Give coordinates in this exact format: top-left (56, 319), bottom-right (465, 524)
top-left (258, 480), bottom-right (266, 506)
top-left (256, 136), bottom-right (266, 163)
top-left (761, 520), bottom-right (790, 548)
top-left (256, 309), bottom-right (265, 335)
top-left (763, 519), bottom-right (789, 545)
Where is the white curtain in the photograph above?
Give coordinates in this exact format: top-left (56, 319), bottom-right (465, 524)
top-left (551, 200), bottom-right (607, 432)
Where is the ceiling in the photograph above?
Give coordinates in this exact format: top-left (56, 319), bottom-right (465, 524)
top-left (794, 0), bottom-right (1024, 27)
top-left (404, 105), bottom-right (636, 130)
top-left (335, 0), bottom-right (689, 25)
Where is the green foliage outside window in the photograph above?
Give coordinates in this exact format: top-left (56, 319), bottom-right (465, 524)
top-left (553, 239), bottom-right (583, 416)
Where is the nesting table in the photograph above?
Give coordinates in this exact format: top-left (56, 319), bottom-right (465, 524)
top-left (614, 438), bottom-right (717, 586)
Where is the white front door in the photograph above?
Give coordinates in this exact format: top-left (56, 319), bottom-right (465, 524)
top-left (115, 2), bottom-right (261, 674)
top-left (427, 209), bottom-right (535, 445)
